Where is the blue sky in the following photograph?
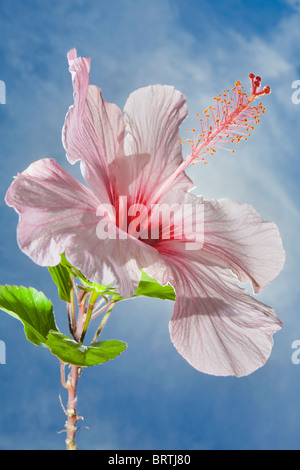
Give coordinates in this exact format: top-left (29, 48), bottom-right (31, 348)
top-left (0, 0), bottom-right (300, 450)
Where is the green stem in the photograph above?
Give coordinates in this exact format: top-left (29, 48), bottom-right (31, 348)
top-left (91, 302), bottom-right (115, 344)
top-left (79, 291), bottom-right (99, 343)
top-left (70, 281), bottom-right (76, 335)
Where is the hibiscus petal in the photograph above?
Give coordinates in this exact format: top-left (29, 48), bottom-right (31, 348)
top-left (146, 251), bottom-right (282, 377)
top-left (202, 198), bottom-right (285, 293)
top-left (5, 158), bottom-right (100, 267)
top-left (62, 49), bottom-right (126, 204)
top-left (144, 190), bottom-right (284, 376)
top-left (150, 191), bottom-right (285, 294)
top-left (123, 85), bottom-right (194, 206)
top-left (5, 158), bottom-right (158, 297)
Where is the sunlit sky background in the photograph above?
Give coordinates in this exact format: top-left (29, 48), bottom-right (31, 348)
top-left (1, 0), bottom-right (300, 450)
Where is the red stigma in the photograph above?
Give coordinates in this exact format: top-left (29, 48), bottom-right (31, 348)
top-left (249, 73), bottom-right (271, 97)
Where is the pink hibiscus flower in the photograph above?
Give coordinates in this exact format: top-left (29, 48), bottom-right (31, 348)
top-left (5, 49), bottom-right (285, 377)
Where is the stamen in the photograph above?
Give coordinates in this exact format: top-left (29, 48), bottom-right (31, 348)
top-left (183, 73), bottom-right (270, 167)
top-left (150, 74), bottom-right (270, 206)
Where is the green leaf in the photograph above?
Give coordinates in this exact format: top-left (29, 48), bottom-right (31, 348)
top-left (60, 253), bottom-right (86, 281)
top-left (48, 262), bottom-right (73, 302)
top-left (133, 271), bottom-right (176, 301)
top-left (0, 285), bottom-right (57, 346)
top-left (46, 331), bottom-right (127, 366)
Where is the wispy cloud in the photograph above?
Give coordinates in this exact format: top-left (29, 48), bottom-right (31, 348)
top-left (1, 0), bottom-right (300, 450)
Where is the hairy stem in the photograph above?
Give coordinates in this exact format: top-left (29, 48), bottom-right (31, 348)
top-left (60, 282), bottom-right (114, 450)
top-left (61, 363), bottom-right (82, 451)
